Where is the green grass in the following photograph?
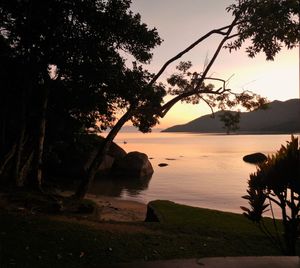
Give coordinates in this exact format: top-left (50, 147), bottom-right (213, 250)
top-left (146, 200), bottom-right (286, 256)
top-left (0, 199), bottom-right (292, 267)
top-left (148, 200), bottom-right (279, 233)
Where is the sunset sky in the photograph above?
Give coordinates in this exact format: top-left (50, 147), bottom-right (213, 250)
top-left (130, 0), bottom-right (299, 129)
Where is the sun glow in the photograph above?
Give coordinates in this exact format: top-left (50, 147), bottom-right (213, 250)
top-left (129, 0), bottom-right (299, 130)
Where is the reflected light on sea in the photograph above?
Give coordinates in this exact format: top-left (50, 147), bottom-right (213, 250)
top-left (90, 132), bottom-right (298, 216)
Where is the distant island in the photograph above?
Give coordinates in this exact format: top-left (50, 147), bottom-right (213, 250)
top-left (162, 99), bottom-right (300, 134)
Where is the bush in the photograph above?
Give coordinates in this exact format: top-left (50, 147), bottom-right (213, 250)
top-left (241, 135), bottom-right (300, 255)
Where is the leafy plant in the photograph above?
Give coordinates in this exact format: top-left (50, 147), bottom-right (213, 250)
top-left (241, 135), bottom-right (300, 255)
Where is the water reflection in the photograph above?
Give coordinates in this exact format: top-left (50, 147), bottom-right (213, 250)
top-left (88, 133), bottom-right (296, 214)
top-left (89, 173), bottom-right (152, 197)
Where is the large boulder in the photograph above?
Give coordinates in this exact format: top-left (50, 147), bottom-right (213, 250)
top-left (84, 136), bottom-right (127, 173)
top-left (112, 151), bottom-right (154, 178)
top-left (243, 152), bottom-right (267, 164)
top-left (46, 134), bottom-right (126, 180)
top-left (103, 137), bottom-right (127, 159)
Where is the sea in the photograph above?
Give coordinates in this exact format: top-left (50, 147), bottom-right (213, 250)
top-left (89, 132), bottom-right (299, 215)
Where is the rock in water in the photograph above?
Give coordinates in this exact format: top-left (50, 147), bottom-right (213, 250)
top-left (243, 152), bottom-right (267, 164)
top-left (158, 163), bottom-right (168, 167)
top-left (112, 151), bottom-right (154, 178)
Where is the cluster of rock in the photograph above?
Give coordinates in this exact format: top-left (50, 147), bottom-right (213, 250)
top-left (112, 151), bottom-right (154, 178)
top-left (93, 139), bottom-right (153, 179)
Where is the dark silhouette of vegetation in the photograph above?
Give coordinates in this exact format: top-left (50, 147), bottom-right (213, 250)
top-left (1, 0), bottom-right (299, 199)
top-left (1, 0), bottom-right (163, 190)
top-left (75, 0), bottom-right (299, 199)
top-left (219, 111), bottom-right (241, 134)
top-left (241, 136), bottom-right (300, 255)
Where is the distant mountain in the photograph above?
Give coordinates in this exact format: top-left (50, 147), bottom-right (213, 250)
top-left (162, 99), bottom-right (300, 134)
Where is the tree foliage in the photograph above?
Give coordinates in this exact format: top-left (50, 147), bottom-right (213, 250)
top-left (0, 0), bottom-right (163, 186)
top-left (166, 61), bottom-right (266, 112)
top-left (1, 0), bottom-right (299, 198)
top-left (219, 111), bottom-right (241, 134)
top-left (226, 0), bottom-right (299, 60)
top-left (241, 136), bottom-right (300, 255)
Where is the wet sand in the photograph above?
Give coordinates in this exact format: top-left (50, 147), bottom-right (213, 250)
top-left (86, 194), bottom-right (147, 222)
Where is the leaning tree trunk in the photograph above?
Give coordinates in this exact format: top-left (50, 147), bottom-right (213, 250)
top-left (14, 131), bottom-right (27, 187)
top-left (36, 84), bottom-right (49, 190)
top-left (14, 89), bottom-right (27, 187)
top-left (19, 150), bottom-right (34, 187)
top-left (74, 109), bottom-right (133, 199)
top-left (0, 144), bottom-right (16, 178)
top-left (74, 18), bottom-right (239, 199)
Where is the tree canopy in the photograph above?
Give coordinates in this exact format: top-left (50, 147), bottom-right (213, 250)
top-left (226, 0), bottom-right (299, 60)
top-left (0, 0), bottom-right (164, 186)
top-left (1, 0), bottom-right (299, 197)
top-left (1, 0), bottom-right (163, 130)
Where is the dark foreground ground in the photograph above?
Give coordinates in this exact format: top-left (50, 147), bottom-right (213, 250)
top-left (0, 194), bottom-right (298, 267)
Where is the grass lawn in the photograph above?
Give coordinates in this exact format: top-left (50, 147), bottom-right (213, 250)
top-left (0, 199), bottom-right (291, 267)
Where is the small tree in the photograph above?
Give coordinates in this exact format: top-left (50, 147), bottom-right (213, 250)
top-left (219, 111), bottom-right (241, 134)
top-left (241, 136), bottom-right (300, 255)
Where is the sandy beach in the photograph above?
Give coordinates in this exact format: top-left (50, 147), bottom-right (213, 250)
top-left (0, 190), bottom-right (148, 223)
top-left (85, 194), bottom-right (148, 222)
top-left (58, 191), bottom-right (148, 222)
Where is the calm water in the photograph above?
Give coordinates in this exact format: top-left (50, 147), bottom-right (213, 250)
top-left (90, 132), bottom-right (298, 214)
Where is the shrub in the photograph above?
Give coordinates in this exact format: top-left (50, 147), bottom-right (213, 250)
top-left (241, 135), bottom-right (300, 255)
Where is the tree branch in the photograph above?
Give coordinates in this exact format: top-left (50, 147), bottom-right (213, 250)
top-left (160, 88), bottom-right (213, 117)
top-left (195, 17), bottom-right (238, 89)
top-left (158, 18), bottom-right (238, 118)
top-left (149, 20), bottom-right (238, 86)
top-left (267, 195), bottom-right (282, 207)
top-left (227, 33), bottom-right (240, 40)
top-left (203, 77), bottom-right (230, 92)
top-left (200, 96), bottom-right (215, 117)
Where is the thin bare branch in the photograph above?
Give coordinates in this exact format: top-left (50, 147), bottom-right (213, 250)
top-left (200, 97), bottom-right (215, 117)
top-left (205, 77), bottom-right (227, 84)
top-left (195, 17), bottom-right (238, 89)
top-left (225, 74), bottom-right (235, 87)
top-left (204, 77), bottom-right (228, 90)
top-left (149, 20), bottom-right (238, 86)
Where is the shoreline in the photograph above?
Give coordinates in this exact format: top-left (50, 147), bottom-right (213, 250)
top-left (87, 193), bottom-right (147, 222)
top-left (60, 191), bottom-right (148, 222)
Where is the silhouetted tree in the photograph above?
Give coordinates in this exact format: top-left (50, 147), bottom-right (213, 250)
top-left (0, 0), bottom-right (163, 188)
top-left (226, 0), bottom-right (299, 60)
top-left (241, 136), bottom-right (300, 255)
top-left (75, 0), bottom-right (299, 199)
top-left (1, 1), bottom-right (299, 198)
top-left (219, 111), bottom-right (241, 134)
